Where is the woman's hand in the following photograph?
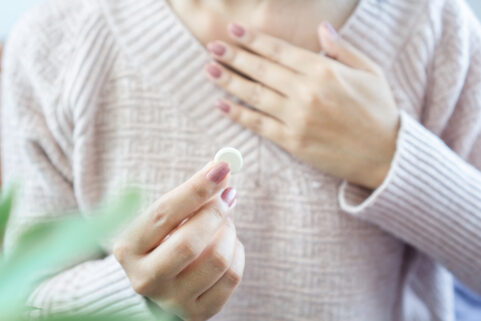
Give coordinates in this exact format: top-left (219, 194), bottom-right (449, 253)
top-left (205, 22), bottom-right (400, 189)
top-left (113, 162), bottom-right (244, 321)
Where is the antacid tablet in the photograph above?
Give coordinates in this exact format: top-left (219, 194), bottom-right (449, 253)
top-left (214, 147), bottom-right (243, 174)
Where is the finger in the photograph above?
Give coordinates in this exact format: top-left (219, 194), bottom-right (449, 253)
top-left (226, 22), bottom-right (327, 75)
top-left (195, 240), bottom-right (245, 318)
top-left (318, 21), bottom-right (380, 73)
top-left (130, 161), bottom-right (231, 254)
top-left (205, 63), bottom-right (288, 122)
top-left (174, 220), bottom-right (237, 299)
top-left (207, 41), bottom-right (296, 96)
top-left (144, 189), bottom-right (237, 278)
top-left (215, 99), bottom-right (288, 148)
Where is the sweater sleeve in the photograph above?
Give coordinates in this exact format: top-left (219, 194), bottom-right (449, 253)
top-left (338, 0), bottom-right (481, 294)
top-left (1, 3), bottom-right (156, 319)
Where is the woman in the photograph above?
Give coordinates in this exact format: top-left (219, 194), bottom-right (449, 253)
top-left (2, 0), bottom-right (481, 320)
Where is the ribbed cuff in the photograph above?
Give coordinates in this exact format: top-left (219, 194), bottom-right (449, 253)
top-left (28, 255), bottom-right (157, 320)
top-left (339, 111), bottom-right (481, 292)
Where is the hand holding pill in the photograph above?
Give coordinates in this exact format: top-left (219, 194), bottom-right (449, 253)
top-left (114, 159), bottom-right (245, 321)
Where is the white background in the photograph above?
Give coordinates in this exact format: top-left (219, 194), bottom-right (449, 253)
top-left (1, 0), bottom-right (481, 40)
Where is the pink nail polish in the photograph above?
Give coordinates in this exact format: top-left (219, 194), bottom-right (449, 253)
top-left (221, 187), bottom-right (237, 207)
top-left (228, 23), bottom-right (246, 38)
top-left (205, 64), bottom-right (222, 79)
top-left (206, 162), bottom-right (230, 184)
top-left (207, 42), bottom-right (226, 57)
top-left (216, 100), bottom-right (231, 113)
top-left (323, 21), bottom-right (338, 39)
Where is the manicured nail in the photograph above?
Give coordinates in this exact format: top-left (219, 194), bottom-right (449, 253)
top-left (221, 187), bottom-right (237, 207)
top-left (323, 21), bottom-right (338, 39)
top-left (207, 162), bottom-right (230, 184)
top-left (215, 100), bottom-right (231, 113)
top-left (205, 64), bottom-right (222, 79)
top-left (228, 23), bottom-right (246, 38)
top-left (207, 42), bottom-right (226, 57)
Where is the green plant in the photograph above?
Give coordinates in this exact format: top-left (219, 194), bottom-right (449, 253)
top-left (0, 188), bottom-right (176, 321)
top-left (0, 185), bottom-right (13, 251)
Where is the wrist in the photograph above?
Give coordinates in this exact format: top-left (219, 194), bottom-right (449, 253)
top-left (361, 115), bottom-right (400, 190)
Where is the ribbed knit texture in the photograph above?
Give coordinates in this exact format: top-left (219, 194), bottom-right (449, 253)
top-left (1, 0), bottom-right (481, 320)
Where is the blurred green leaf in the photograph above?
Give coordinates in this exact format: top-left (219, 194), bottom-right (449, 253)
top-left (5, 314), bottom-right (137, 321)
top-left (0, 188), bottom-right (142, 320)
top-left (0, 186), bottom-right (14, 251)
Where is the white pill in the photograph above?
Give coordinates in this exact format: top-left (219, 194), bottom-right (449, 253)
top-left (214, 147), bottom-right (243, 174)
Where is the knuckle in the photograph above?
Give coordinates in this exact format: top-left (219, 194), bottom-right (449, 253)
top-left (248, 82), bottom-right (264, 106)
top-left (151, 203), bottom-right (173, 227)
top-left (224, 268), bottom-right (242, 287)
top-left (312, 62), bottom-right (328, 78)
top-left (131, 276), bottom-right (153, 296)
top-left (325, 67), bottom-right (339, 82)
top-left (303, 90), bottom-right (320, 106)
top-left (222, 71), bottom-right (234, 89)
top-left (113, 242), bottom-right (129, 265)
top-left (268, 40), bottom-right (285, 61)
top-left (296, 82), bottom-right (320, 106)
top-left (271, 127), bottom-right (290, 150)
top-left (253, 59), bottom-right (267, 76)
top-left (189, 180), bottom-right (211, 202)
top-left (313, 62), bottom-right (335, 79)
top-left (262, 121), bottom-right (280, 142)
top-left (257, 90), bottom-right (273, 109)
top-left (176, 239), bottom-right (202, 262)
top-left (287, 130), bottom-right (309, 153)
top-left (229, 108), bottom-right (241, 122)
top-left (197, 298), bottom-right (227, 321)
top-left (209, 205), bottom-right (225, 221)
top-left (290, 110), bottom-right (308, 133)
top-left (210, 250), bottom-right (230, 273)
top-left (249, 115), bottom-right (265, 134)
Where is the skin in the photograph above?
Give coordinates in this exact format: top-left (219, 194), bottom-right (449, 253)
top-left (117, 1), bottom-right (399, 321)
top-left (168, 0), bottom-right (359, 52)
top-left (204, 23), bottom-right (400, 189)
top-left (115, 162), bottom-right (245, 321)
top-left (170, 0), bottom-right (399, 189)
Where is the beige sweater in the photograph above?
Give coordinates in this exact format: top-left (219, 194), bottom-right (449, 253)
top-left (2, 0), bottom-right (481, 320)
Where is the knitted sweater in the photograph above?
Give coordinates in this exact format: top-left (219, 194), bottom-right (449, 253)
top-left (2, 0), bottom-right (481, 320)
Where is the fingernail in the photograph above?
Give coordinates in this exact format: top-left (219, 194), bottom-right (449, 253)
top-left (207, 42), bottom-right (226, 57)
top-left (207, 162), bottom-right (230, 184)
top-left (221, 187), bottom-right (237, 207)
top-left (228, 23), bottom-right (246, 38)
top-left (323, 21), bottom-right (338, 39)
top-left (215, 100), bottom-right (231, 113)
top-left (205, 64), bottom-right (222, 79)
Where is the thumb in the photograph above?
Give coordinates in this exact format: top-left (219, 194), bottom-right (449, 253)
top-left (318, 21), bottom-right (380, 74)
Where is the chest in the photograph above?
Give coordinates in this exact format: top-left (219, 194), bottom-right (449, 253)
top-left (68, 35), bottom-right (411, 318)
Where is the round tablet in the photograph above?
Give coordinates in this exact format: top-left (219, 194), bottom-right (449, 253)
top-left (214, 147), bottom-right (243, 174)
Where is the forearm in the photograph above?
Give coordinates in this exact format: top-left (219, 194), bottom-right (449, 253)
top-left (340, 111), bottom-right (481, 293)
top-left (28, 255), bottom-right (157, 320)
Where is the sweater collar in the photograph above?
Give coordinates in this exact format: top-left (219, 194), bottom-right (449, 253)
top-left (100, 0), bottom-right (417, 150)
top-left (101, 0), bottom-right (417, 81)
